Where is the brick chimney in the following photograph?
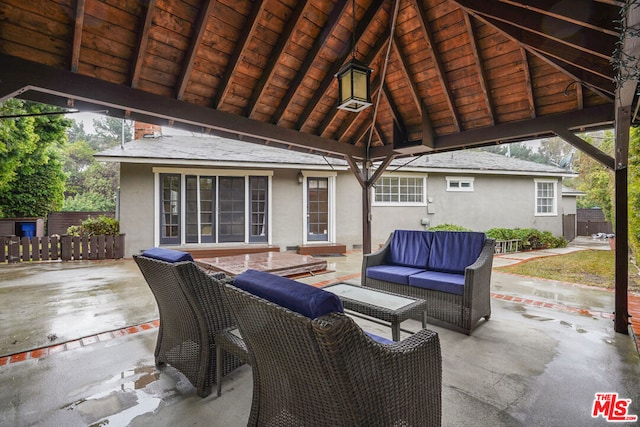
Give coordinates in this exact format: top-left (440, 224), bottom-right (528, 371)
top-left (134, 122), bottom-right (162, 140)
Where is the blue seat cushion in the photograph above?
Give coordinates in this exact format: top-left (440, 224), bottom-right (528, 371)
top-left (366, 265), bottom-right (425, 286)
top-left (142, 247), bottom-right (194, 263)
top-left (365, 332), bottom-right (395, 345)
top-left (234, 269), bottom-right (344, 319)
top-left (386, 230), bottom-right (432, 268)
top-left (408, 270), bottom-right (465, 296)
top-left (427, 231), bottom-right (486, 274)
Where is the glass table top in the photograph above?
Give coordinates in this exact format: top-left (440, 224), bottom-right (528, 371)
top-left (324, 283), bottom-right (418, 311)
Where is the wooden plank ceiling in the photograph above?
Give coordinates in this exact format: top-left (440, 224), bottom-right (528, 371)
top-left (0, 0), bottom-right (627, 161)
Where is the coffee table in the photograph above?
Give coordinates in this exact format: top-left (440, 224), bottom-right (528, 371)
top-left (322, 282), bottom-right (427, 341)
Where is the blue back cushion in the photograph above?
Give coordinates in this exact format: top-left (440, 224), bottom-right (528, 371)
top-left (234, 269), bottom-right (344, 319)
top-left (386, 230), bottom-right (432, 268)
top-left (427, 231), bottom-right (486, 274)
top-left (142, 247), bottom-right (194, 263)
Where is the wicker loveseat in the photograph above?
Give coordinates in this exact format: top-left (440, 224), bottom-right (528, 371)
top-left (362, 230), bottom-right (495, 335)
top-left (134, 247), bottom-right (247, 398)
top-left (223, 269), bottom-right (442, 427)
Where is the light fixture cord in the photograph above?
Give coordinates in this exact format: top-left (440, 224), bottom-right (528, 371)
top-left (366, 0), bottom-right (400, 159)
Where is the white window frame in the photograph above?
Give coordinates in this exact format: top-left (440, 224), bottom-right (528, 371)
top-left (372, 174), bottom-right (427, 206)
top-left (446, 176), bottom-right (474, 192)
top-left (153, 167), bottom-right (273, 246)
top-left (534, 179), bottom-right (558, 216)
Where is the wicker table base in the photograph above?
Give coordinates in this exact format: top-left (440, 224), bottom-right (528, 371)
top-left (322, 283), bottom-right (427, 341)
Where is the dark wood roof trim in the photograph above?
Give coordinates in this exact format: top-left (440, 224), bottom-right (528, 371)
top-left (0, 53), bottom-right (361, 159)
top-left (463, 12), bottom-right (494, 125)
top-left (482, 17), bottom-right (613, 81)
top-left (411, 0), bottom-right (462, 132)
top-left (499, 0), bottom-right (621, 36)
top-left (131, 0), bottom-right (156, 89)
top-left (552, 127), bottom-right (615, 169)
top-left (456, 0), bottom-right (618, 59)
top-left (466, 14), bottom-right (616, 100)
top-left (273, 0), bottom-right (350, 126)
top-left (295, 0), bottom-right (386, 131)
top-left (245, 0), bottom-right (308, 118)
top-left (368, 103), bottom-right (614, 159)
top-left (213, 0), bottom-right (267, 110)
top-left (176, 0), bottom-right (216, 100)
top-left (71, 0), bottom-right (86, 73)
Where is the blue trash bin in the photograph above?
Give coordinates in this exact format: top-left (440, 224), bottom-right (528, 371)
top-left (21, 223), bottom-right (36, 238)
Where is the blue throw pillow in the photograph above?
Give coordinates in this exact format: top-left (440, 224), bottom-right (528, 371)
top-left (142, 247), bottom-right (194, 263)
top-left (234, 269), bottom-right (344, 319)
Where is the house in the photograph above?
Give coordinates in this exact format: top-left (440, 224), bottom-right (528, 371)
top-left (95, 134), bottom-right (579, 257)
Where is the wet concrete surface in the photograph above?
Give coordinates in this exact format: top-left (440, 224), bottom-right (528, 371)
top-left (0, 260), bottom-right (157, 356)
top-left (0, 239), bottom-right (639, 426)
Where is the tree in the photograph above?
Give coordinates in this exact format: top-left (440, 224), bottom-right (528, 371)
top-left (90, 116), bottom-right (132, 150)
top-left (0, 100), bottom-right (71, 218)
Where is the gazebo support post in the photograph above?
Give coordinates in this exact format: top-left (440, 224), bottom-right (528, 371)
top-left (614, 105), bottom-right (630, 334)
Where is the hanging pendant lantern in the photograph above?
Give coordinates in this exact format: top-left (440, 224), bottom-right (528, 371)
top-left (336, 60), bottom-right (373, 112)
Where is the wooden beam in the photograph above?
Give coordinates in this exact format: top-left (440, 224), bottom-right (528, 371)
top-left (71, 0), bottom-right (86, 73)
top-left (176, 0), bottom-right (216, 100)
top-left (467, 13), bottom-right (616, 100)
top-left (521, 47), bottom-right (536, 119)
top-left (411, 0), bottom-right (462, 132)
top-left (245, 0), bottom-right (308, 118)
top-left (295, 0), bottom-right (386, 131)
top-left (368, 103), bottom-right (615, 159)
top-left (454, 0), bottom-right (618, 59)
top-left (0, 54), bottom-right (363, 159)
top-left (131, 0), bottom-right (156, 89)
top-left (463, 12), bottom-right (495, 125)
top-left (273, 0), bottom-right (350, 125)
top-left (552, 128), bottom-right (615, 170)
top-left (213, 0), bottom-right (267, 109)
top-left (614, 105), bottom-right (630, 334)
top-left (392, 38), bottom-right (421, 113)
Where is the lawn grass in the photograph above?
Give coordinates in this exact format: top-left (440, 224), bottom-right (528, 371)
top-left (495, 249), bottom-right (640, 293)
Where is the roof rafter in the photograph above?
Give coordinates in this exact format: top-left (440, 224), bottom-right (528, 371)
top-left (70, 0), bottom-right (86, 73)
top-left (520, 47), bottom-right (536, 118)
top-left (272, 0), bottom-right (350, 126)
top-left (463, 12), bottom-right (495, 125)
top-left (176, 0), bottom-right (216, 100)
top-left (411, 0), bottom-right (462, 132)
top-left (295, 0), bottom-right (386, 131)
top-left (213, 0), bottom-right (267, 110)
top-left (245, 0), bottom-right (308, 118)
top-left (454, 0), bottom-right (618, 60)
top-left (131, 0), bottom-right (157, 89)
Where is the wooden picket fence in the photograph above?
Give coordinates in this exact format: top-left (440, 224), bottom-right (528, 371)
top-left (0, 234), bottom-right (125, 263)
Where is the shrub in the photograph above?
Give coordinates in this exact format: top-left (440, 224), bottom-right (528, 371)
top-left (66, 215), bottom-right (119, 236)
top-left (485, 227), bottom-right (567, 250)
top-left (429, 223), bottom-right (472, 231)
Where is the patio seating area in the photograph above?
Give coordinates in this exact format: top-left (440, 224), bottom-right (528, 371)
top-left (0, 239), bottom-right (639, 426)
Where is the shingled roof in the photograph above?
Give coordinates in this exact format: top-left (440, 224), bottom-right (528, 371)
top-left (96, 133), bottom-right (572, 176)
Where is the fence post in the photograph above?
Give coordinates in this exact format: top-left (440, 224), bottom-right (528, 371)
top-left (31, 237), bottom-right (40, 261)
top-left (21, 237), bottom-right (31, 261)
top-left (115, 234), bottom-right (125, 259)
top-left (50, 236), bottom-right (59, 260)
top-left (73, 236), bottom-right (80, 260)
top-left (97, 235), bottom-right (105, 259)
top-left (41, 237), bottom-right (50, 261)
top-left (9, 236), bottom-right (19, 263)
top-left (61, 235), bottom-right (72, 261)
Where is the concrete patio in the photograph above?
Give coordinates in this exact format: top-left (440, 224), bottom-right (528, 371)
top-left (0, 238), bottom-right (639, 426)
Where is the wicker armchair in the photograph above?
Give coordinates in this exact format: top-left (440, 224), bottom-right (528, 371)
top-left (134, 250), bottom-right (246, 398)
top-left (222, 270), bottom-right (442, 427)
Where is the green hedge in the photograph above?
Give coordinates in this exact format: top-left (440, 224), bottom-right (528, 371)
top-left (485, 227), bottom-right (567, 250)
top-left (66, 215), bottom-right (120, 237)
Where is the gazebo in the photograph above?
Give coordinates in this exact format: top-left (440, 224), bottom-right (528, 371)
top-left (0, 0), bottom-right (637, 334)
